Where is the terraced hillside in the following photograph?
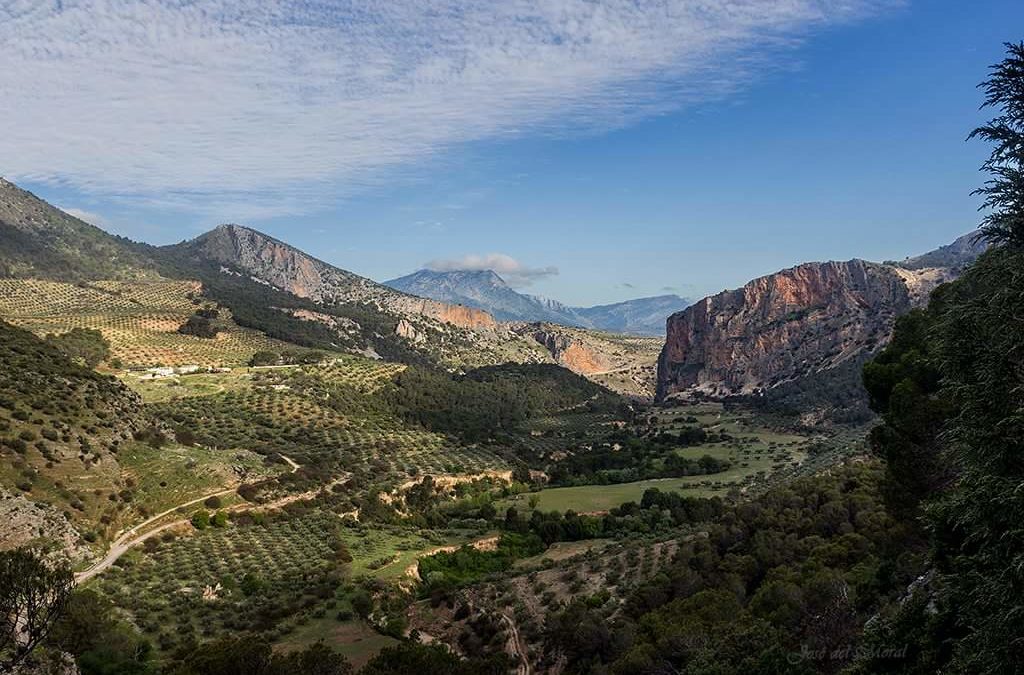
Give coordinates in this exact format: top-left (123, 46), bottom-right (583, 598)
top-left (0, 278), bottom-right (294, 368)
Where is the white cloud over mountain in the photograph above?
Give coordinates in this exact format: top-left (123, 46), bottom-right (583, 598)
top-left (0, 0), bottom-right (895, 220)
top-left (425, 253), bottom-right (558, 287)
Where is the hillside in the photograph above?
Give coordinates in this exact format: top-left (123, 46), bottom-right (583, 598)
top-left (0, 178), bottom-right (155, 280)
top-left (0, 181), bottom-right (554, 371)
top-left (0, 320), bottom-right (143, 560)
top-left (510, 322), bottom-right (663, 398)
top-left (656, 234), bottom-right (985, 417)
top-left (386, 267), bottom-right (691, 335)
top-left (177, 225), bottom-right (497, 331)
top-left (162, 225), bottom-right (561, 369)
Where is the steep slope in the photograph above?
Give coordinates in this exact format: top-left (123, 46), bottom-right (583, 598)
top-left (386, 267), bottom-right (690, 334)
top-left (0, 320), bottom-right (143, 560)
top-left (656, 234), bottom-right (985, 406)
top-left (175, 225), bottom-right (496, 330)
top-left (0, 177), bottom-right (154, 280)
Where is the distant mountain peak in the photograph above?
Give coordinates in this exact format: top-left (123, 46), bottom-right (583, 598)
top-left (419, 268), bottom-right (511, 287)
top-left (385, 267), bottom-right (692, 334)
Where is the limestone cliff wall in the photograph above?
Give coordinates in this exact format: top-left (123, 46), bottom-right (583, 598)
top-left (656, 260), bottom-right (929, 399)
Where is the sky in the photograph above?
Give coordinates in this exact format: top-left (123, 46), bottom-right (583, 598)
top-left (2, 0), bottom-right (1021, 306)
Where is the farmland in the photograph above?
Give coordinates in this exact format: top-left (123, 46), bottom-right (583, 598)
top-left (4, 293), bottom-right (844, 673)
top-left (0, 278), bottom-right (290, 367)
top-left (503, 402), bottom-right (814, 513)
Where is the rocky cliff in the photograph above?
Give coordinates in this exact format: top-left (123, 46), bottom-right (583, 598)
top-left (175, 224), bottom-right (495, 330)
top-left (513, 322), bottom-right (663, 398)
top-left (656, 252), bottom-right (974, 402)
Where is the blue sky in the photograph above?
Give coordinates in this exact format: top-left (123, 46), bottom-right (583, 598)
top-left (3, 1), bottom-right (1020, 306)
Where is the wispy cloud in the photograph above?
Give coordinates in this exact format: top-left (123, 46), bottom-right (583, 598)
top-left (426, 253), bottom-right (557, 287)
top-left (0, 0), bottom-right (896, 220)
top-left (59, 206), bottom-right (107, 227)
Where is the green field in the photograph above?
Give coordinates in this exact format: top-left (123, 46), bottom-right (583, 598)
top-left (118, 442), bottom-right (273, 518)
top-left (121, 368), bottom-right (263, 402)
top-left (508, 402), bottom-right (813, 513)
top-left (504, 476), bottom-right (729, 513)
top-left (275, 618), bottom-right (398, 668)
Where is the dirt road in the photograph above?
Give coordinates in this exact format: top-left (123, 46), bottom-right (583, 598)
top-left (498, 611), bottom-right (532, 675)
top-left (76, 454), bottom-right (303, 584)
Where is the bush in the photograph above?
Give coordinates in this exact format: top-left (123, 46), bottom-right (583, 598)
top-left (191, 510), bottom-right (210, 529)
top-left (45, 328), bottom-right (111, 368)
top-left (178, 313), bottom-right (219, 339)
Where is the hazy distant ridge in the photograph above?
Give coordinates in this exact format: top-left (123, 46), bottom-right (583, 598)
top-left (385, 268), bottom-right (692, 335)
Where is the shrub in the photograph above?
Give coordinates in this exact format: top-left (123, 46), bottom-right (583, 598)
top-left (191, 510), bottom-right (210, 529)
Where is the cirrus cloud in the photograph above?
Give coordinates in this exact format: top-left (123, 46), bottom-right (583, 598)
top-left (59, 206), bottom-right (108, 227)
top-left (426, 253), bottom-right (558, 287)
top-left (0, 0), bottom-right (897, 220)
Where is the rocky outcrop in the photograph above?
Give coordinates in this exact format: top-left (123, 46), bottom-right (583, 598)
top-left (656, 258), bottom-right (960, 400)
top-left (178, 224), bottom-right (496, 330)
top-left (510, 322), bottom-right (663, 398)
top-left (400, 297), bottom-right (496, 330)
top-left (521, 325), bottom-right (612, 374)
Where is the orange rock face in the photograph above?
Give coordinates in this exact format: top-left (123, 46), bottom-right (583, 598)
top-left (438, 304), bottom-right (496, 330)
top-left (656, 259), bottom-right (927, 400)
top-left (520, 325), bottom-right (610, 374)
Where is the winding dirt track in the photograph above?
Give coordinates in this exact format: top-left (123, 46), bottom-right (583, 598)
top-left (498, 611), bottom-right (532, 675)
top-left (76, 454), bottom-right (303, 584)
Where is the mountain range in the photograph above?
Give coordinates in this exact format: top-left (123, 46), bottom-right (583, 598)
top-left (385, 268), bottom-right (691, 335)
top-left (0, 176), bottom-right (989, 411)
top-left (0, 179), bottom-right (665, 394)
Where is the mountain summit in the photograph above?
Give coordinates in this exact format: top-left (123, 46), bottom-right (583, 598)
top-left (171, 224), bottom-right (496, 331)
top-left (385, 267), bottom-right (692, 335)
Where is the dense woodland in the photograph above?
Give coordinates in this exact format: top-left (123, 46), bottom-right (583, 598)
top-left (385, 364), bottom-right (625, 443)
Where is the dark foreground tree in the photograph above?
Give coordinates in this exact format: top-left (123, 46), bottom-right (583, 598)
top-left (0, 548), bottom-right (74, 672)
top-left (856, 41), bottom-right (1024, 674)
top-left (169, 636), bottom-right (351, 675)
top-left (969, 41), bottom-right (1024, 246)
